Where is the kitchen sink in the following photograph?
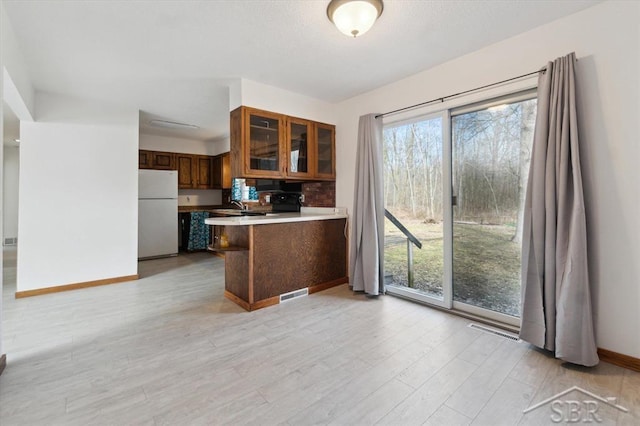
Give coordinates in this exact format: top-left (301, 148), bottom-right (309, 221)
top-left (209, 209), bottom-right (267, 217)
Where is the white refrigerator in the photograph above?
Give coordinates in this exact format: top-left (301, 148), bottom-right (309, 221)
top-left (138, 170), bottom-right (178, 259)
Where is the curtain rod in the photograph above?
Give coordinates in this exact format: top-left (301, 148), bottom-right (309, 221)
top-left (375, 68), bottom-right (546, 119)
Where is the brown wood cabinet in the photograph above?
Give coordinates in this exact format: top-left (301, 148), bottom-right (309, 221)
top-left (139, 150), bottom-right (154, 169)
top-left (314, 122), bottom-right (336, 179)
top-left (286, 117), bottom-right (313, 179)
top-left (212, 153), bottom-right (232, 189)
top-left (195, 155), bottom-right (212, 189)
top-left (176, 154), bottom-right (214, 189)
top-left (219, 218), bottom-right (348, 311)
top-left (152, 151), bottom-right (176, 170)
top-left (139, 149), bottom-right (229, 190)
top-left (176, 154), bottom-right (196, 189)
top-left (230, 106), bottom-right (336, 181)
top-left (231, 107), bottom-right (285, 179)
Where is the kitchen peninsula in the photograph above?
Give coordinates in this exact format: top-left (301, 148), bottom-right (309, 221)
top-left (205, 209), bottom-right (348, 311)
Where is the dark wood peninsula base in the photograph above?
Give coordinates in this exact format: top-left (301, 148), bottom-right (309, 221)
top-left (215, 218), bottom-right (348, 311)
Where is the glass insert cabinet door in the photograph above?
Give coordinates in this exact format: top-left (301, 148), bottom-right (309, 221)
top-left (247, 110), bottom-right (282, 176)
top-left (287, 118), bottom-right (312, 177)
top-left (315, 123), bottom-right (335, 178)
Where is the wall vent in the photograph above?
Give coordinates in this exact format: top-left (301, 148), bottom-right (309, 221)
top-left (280, 288), bottom-right (308, 303)
top-left (3, 237), bottom-right (17, 246)
top-left (468, 323), bottom-right (520, 342)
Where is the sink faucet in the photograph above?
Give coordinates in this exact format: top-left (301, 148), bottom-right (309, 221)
top-left (230, 200), bottom-right (246, 210)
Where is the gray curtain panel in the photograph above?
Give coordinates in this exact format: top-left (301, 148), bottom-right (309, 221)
top-left (520, 52), bottom-right (598, 367)
top-left (350, 114), bottom-right (385, 296)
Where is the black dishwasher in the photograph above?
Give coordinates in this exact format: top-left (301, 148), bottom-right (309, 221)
top-left (178, 212), bottom-right (190, 251)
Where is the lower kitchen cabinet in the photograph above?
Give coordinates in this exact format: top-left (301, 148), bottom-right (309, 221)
top-left (216, 218), bottom-right (348, 311)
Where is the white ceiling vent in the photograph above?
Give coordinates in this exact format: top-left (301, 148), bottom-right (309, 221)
top-left (148, 119), bottom-right (199, 130)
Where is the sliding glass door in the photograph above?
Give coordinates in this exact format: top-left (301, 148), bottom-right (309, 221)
top-left (383, 91), bottom-right (536, 325)
top-left (451, 93), bottom-right (536, 324)
top-left (383, 112), bottom-right (452, 308)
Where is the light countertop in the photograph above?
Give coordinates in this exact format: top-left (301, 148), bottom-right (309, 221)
top-left (204, 207), bottom-right (347, 226)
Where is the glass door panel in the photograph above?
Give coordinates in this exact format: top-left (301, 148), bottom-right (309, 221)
top-left (248, 113), bottom-right (280, 173)
top-left (288, 119), bottom-right (311, 177)
top-left (451, 97), bottom-right (536, 319)
top-left (316, 124), bottom-right (335, 177)
top-left (383, 114), bottom-right (450, 307)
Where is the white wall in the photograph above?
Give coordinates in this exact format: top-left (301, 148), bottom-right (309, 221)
top-left (139, 133), bottom-right (228, 157)
top-left (335, 1), bottom-right (640, 358)
top-left (17, 92), bottom-right (139, 292)
top-left (1, 4), bottom-right (34, 119)
top-left (3, 146), bottom-right (19, 240)
top-left (233, 78), bottom-right (337, 125)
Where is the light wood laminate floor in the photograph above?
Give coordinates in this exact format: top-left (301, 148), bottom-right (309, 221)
top-left (1, 247), bottom-right (638, 425)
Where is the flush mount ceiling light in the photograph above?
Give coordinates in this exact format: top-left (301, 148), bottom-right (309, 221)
top-left (327, 0), bottom-right (384, 38)
top-left (148, 119), bottom-right (199, 130)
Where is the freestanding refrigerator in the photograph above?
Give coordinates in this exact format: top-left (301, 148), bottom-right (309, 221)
top-left (138, 169), bottom-right (178, 259)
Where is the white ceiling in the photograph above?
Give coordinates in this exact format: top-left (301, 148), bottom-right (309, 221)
top-left (3, 0), bottom-right (600, 142)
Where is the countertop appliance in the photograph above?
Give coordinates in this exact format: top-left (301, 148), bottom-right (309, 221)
top-left (138, 170), bottom-right (178, 259)
top-left (271, 192), bottom-right (302, 213)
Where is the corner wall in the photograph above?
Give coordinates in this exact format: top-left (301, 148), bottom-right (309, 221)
top-left (2, 146), bottom-right (19, 240)
top-left (335, 1), bottom-right (640, 358)
top-left (1, 4), bottom-right (34, 119)
top-left (232, 78), bottom-right (337, 125)
top-left (17, 92), bottom-right (139, 292)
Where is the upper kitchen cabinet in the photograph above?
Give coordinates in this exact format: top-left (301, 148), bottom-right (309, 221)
top-left (139, 149), bottom-right (226, 190)
top-left (152, 151), bottom-right (176, 170)
top-left (212, 153), bottom-right (232, 189)
top-left (231, 107), bottom-right (285, 179)
top-left (139, 150), bottom-right (154, 169)
top-left (195, 155), bottom-right (213, 189)
top-left (286, 117), bottom-right (313, 179)
top-left (177, 154), bottom-right (196, 189)
top-left (230, 106), bottom-right (336, 181)
top-left (314, 122), bottom-right (336, 180)
top-left (177, 154), bottom-right (216, 189)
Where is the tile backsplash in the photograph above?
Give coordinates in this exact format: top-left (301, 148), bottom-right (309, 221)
top-left (301, 181), bottom-right (336, 208)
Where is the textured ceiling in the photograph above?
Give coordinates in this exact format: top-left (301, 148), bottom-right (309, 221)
top-left (3, 0), bottom-right (600, 141)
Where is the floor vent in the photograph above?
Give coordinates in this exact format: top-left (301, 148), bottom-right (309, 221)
top-left (280, 288), bottom-right (308, 303)
top-left (3, 237), bottom-right (17, 246)
top-left (468, 323), bottom-right (521, 342)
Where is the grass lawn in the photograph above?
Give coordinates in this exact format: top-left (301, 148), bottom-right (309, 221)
top-left (384, 218), bottom-right (521, 317)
